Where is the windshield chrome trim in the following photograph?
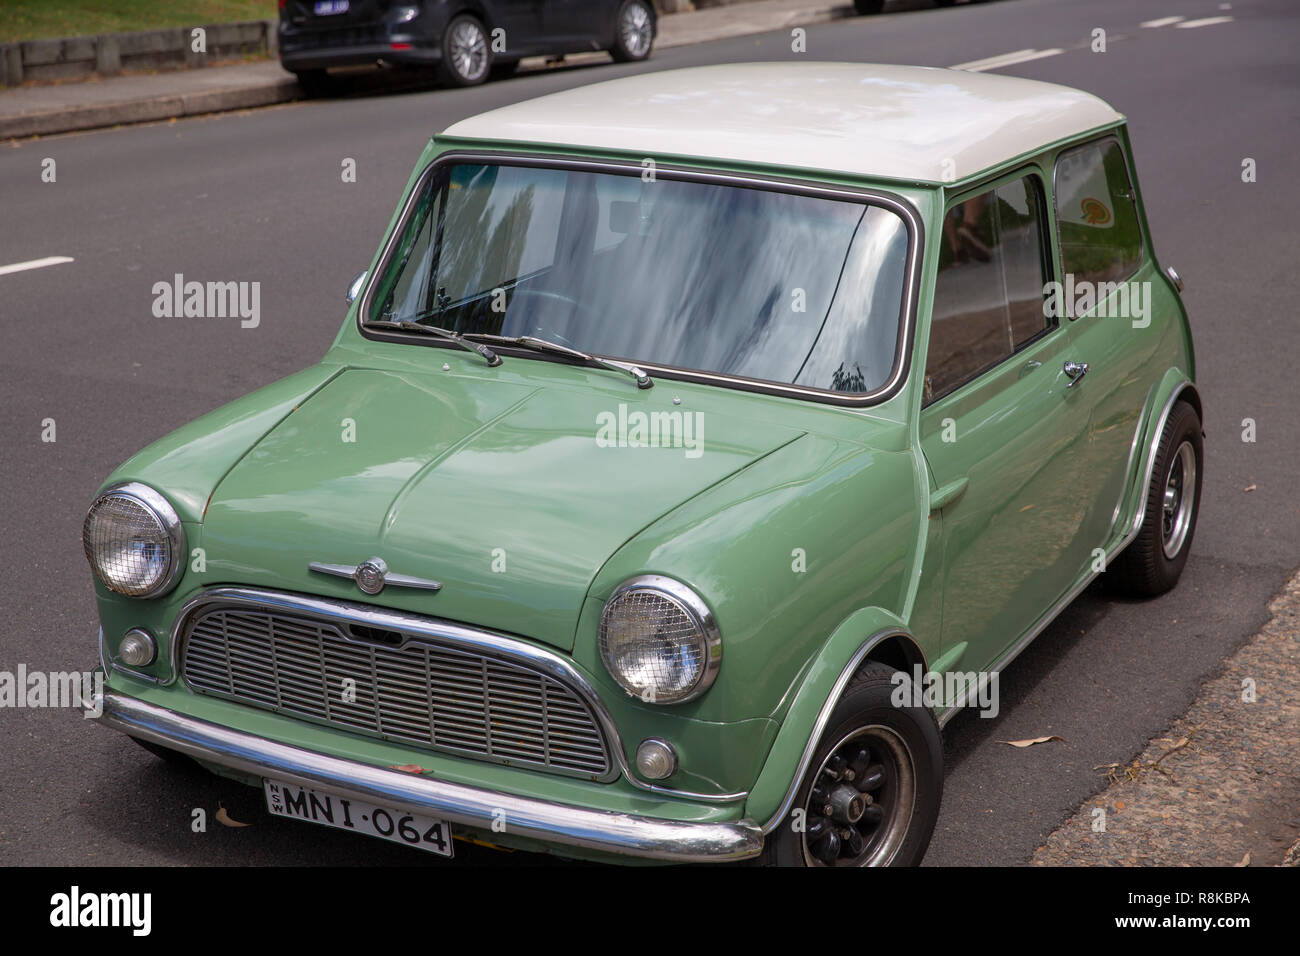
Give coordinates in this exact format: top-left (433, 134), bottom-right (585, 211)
top-left (356, 149), bottom-right (923, 409)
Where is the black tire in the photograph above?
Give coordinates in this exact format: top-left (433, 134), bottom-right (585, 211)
top-left (1108, 400), bottom-right (1203, 597)
top-left (292, 68), bottom-right (333, 98)
top-left (854, 0), bottom-right (886, 14)
top-left (129, 735), bottom-right (194, 767)
top-left (761, 661), bottom-right (942, 866)
top-left (610, 0), bottom-right (655, 63)
top-left (438, 14), bottom-right (491, 87)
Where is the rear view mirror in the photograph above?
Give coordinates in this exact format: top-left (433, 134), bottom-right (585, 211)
top-left (609, 201), bottom-right (652, 236)
top-left (346, 270), bottom-right (367, 304)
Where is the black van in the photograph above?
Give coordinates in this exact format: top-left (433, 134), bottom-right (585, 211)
top-left (278, 0), bottom-right (657, 91)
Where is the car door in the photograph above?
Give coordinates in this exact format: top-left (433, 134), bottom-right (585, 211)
top-left (919, 169), bottom-right (1095, 680)
top-left (543, 0), bottom-right (612, 49)
top-left (485, 0), bottom-right (545, 55)
top-left (1051, 134), bottom-right (1161, 558)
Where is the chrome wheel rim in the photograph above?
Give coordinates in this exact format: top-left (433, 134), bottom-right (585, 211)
top-left (619, 2), bottom-right (653, 57)
top-left (1161, 440), bottom-right (1196, 559)
top-left (800, 724), bottom-right (915, 867)
top-left (448, 20), bottom-right (488, 82)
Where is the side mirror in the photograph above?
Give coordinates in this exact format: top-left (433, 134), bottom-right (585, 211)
top-left (346, 270), bottom-right (368, 304)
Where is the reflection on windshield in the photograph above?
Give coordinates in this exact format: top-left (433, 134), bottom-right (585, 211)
top-left (368, 163), bottom-right (910, 395)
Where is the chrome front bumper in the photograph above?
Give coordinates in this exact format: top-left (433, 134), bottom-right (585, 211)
top-left (97, 690), bottom-right (764, 863)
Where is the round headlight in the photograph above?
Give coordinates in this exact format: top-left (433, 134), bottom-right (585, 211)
top-left (599, 575), bottom-right (721, 704)
top-left (82, 483), bottom-right (185, 598)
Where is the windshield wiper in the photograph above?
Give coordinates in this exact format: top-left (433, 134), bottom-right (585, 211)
top-left (368, 320), bottom-right (501, 367)
top-left (466, 334), bottom-right (652, 390)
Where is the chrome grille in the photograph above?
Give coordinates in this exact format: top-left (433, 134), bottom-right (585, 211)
top-left (180, 607), bottom-right (610, 778)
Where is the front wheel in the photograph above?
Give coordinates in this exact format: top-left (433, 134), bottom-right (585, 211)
top-left (1109, 399), bottom-right (1203, 596)
top-left (438, 14), bottom-right (491, 87)
top-left (761, 662), bottom-right (942, 866)
top-left (610, 0), bottom-right (655, 62)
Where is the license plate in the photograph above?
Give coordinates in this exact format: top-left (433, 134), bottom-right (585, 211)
top-left (264, 779), bottom-right (454, 857)
top-left (313, 0), bottom-right (349, 15)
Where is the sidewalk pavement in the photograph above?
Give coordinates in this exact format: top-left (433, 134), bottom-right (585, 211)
top-left (0, 0), bottom-right (856, 140)
top-left (1031, 568), bottom-right (1300, 868)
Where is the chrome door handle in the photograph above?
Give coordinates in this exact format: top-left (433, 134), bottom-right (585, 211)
top-left (1064, 360), bottom-right (1089, 388)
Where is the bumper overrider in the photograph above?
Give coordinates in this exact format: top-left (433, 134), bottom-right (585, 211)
top-left (96, 690), bottom-right (764, 863)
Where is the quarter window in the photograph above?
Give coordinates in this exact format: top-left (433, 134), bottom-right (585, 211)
top-left (924, 175), bottom-right (1051, 403)
top-left (1054, 139), bottom-right (1143, 304)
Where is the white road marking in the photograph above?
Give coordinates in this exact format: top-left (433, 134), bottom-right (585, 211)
top-left (1141, 16), bottom-right (1186, 28)
top-left (1177, 15), bottom-right (1235, 28)
top-left (950, 48), bottom-right (1065, 72)
top-left (0, 256), bottom-right (74, 277)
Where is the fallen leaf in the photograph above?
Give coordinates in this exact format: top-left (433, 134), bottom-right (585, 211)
top-left (1234, 851), bottom-right (1250, 867)
top-left (389, 764), bottom-right (430, 774)
top-left (216, 802), bottom-right (250, 828)
top-left (999, 735), bottom-right (1063, 748)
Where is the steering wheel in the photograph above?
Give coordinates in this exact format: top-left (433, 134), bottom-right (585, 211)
top-left (505, 288), bottom-right (599, 344)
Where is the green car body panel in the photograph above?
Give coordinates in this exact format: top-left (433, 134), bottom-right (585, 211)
top-left (88, 73), bottom-right (1199, 863)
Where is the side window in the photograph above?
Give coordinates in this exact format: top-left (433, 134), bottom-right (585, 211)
top-left (1054, 138), bottom-right (1142, 305)
top-left (924, 175), bottom-right (1051, 404)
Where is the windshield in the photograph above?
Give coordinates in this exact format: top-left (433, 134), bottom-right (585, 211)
top-left (365, 162), bottom-right (911, 396)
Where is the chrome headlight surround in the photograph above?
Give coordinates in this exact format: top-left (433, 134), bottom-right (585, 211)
top-left (82, 482), bottom-right (186, 599)
top-left (598, 575), bottom-right (722, 705)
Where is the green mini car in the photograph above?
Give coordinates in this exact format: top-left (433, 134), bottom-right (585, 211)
top-left (86, 63), bottom-right (1201, 867)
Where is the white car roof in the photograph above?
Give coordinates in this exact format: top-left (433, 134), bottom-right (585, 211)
top-left (441, 62), bottom-right (1124, 185)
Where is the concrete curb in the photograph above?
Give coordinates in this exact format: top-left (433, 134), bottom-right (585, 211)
top-left (0, 3), bottom-right (853, 141)
top-left (0, 76), bottom-right (300, 139)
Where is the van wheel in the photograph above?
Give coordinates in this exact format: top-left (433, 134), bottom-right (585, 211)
top-left (439, 14), bottom-right (490, 86)
top-left (610, 0), bottom-right (655, 62)
top-left (1109, 400), bottom-right (1203, 596)
top-left (761, 662), bottom-right (942, 866)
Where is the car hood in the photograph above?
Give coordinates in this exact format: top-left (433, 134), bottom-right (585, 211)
top-left (199, 367), bottom-right (803, 651)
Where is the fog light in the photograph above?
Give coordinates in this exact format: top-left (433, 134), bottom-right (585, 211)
top-left (635, 738), bottom-right (677, 780)
top-left (118, 629), bottom-right (157, 667)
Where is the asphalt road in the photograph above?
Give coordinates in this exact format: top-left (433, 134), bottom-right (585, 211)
top-left (1, 0), bottom-right (1296, 867)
